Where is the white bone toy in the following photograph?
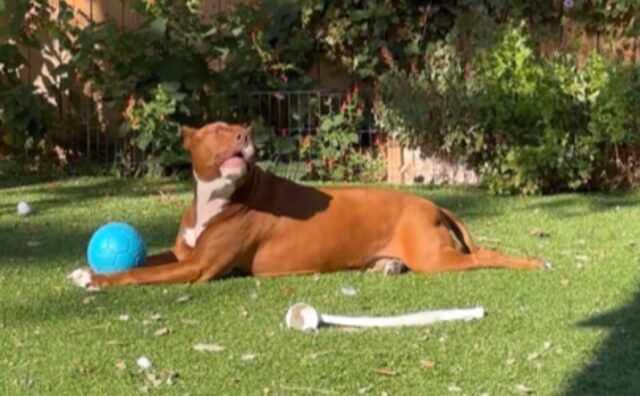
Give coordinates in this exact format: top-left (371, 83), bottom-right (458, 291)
top-left (285, 303), bottom-right (485, 330)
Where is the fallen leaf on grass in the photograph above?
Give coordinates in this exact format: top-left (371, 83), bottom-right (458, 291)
top-left (529, 228), bottom-right (550, 238)
top-left (176, 295), bottom-right (191, 303)
top-left (74, 358), bottom-right (94, 374)
top-left (181, 318), bottom-right (199, 325)
top-left (506, 357), bottom-right (516, 365)
top-left (154, 327), bottom-right (170, 337)
top-left (150, 314), bottom-right (162, 321)
top-left (448, 384), bottom-right (462, 392)
top-left (308, 351), bottom-right (329, 360)
top-left (146, 372), bottom-right (162, 388)
top-left (527, 352), bottom-right (539, 361)
top-left (241, 353), bottom-right (257, 361)
top-left (166, 371), bottom-right (178, 386)
top-left (193, 343), bottom-right (225, 352)
top-left (83, 296), bottom-right (96, 305)
top-left (477, 236), bottom-right (501, 244)
top-left (515, 384), bottom-right (534, 393)
top-left (118, 314), bottom-right (130, 321)
top-left (238, 305), bottom-right (249, 317)
top-left (115, 360), bottom-right (127, 371)
top-left (420, 359), bottom-right (436, 369)
top-left (341, 286), bottom-right (357, 296)
top-left (560, 279), bottom-right (571, 287)
top-left (375, 368), bottom-right (397, 377)
top-left (158, 190), bottom-right (174, 203)
top-left (575, 255), bottom-right (589, 262)
top-left (279, 385), bottom-right (332, 395)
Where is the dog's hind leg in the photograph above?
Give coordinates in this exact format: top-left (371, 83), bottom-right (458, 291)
top-left (391, 207), bottom-right (545, 273)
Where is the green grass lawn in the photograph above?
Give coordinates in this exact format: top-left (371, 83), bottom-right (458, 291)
top-left (2, 176), bottom-right (640, 395)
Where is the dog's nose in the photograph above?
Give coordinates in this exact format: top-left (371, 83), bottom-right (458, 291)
top-left (236, 132), bottom-right (249, 145)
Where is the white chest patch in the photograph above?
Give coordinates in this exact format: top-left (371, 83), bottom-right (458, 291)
top-left (183, 172), bottom-right (237, 248)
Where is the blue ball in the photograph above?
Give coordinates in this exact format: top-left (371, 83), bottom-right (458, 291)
top-left (87, 222), bottom-right (147, 274)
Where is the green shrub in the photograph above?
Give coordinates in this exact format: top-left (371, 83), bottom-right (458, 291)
top-left (376, 24), bottom-right (640, 194)
top-left (0, 0), bottom-right (53, 156)
top-left (301, 91), bottom-right (386, 182)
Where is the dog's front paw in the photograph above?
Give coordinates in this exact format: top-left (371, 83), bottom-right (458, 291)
top-left (68, 268), bottom-right (100, 291)
top-left (383, 259), bottom-right (407, 276)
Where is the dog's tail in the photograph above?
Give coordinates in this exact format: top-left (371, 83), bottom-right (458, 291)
top-left (439, 207), bottom-right (478, 254)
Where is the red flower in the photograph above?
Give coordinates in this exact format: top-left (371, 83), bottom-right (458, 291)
top-left (302, 135), bottom-right (311, 146)
top-left (374, 136), bottom-right (382, 146)
top-left (326, 158), bottom-right (335, 168)
top-left (122, 95), bottom-right (136, 118)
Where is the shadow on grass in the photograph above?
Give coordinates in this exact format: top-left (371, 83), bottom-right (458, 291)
top-left (404, 185), bottom-right (504, 220)
top-left (0, 177), bottom-right (191, 216)
top-left (565, 291), bottom-right (640, 395)
top-left (525, 190), bottom-right (640, 218)
top-left (0, 210), bottom-right (181, 265)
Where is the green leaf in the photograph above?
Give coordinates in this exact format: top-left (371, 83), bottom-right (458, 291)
top-left (201, 26), bottom-right (217, 38)
top-left (231, 26), bottom-right (244, 37)
top-left (118, 122), bottom-right (131, 137)
top-left (146, 18), bottom-right (168, 41)
top-left (275, 137), bottom-right (296, 154)
top-left (320, 118), bottom-right (333, 131)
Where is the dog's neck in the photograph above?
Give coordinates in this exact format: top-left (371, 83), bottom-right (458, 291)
top-left (183, 171), bottom-right (239, 248)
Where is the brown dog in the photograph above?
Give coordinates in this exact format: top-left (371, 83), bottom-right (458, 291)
top-left (69, 122), bottom-right (545, 289)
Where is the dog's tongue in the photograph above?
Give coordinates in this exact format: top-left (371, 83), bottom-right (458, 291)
top-left (221, 156), bottom-right (245, 168)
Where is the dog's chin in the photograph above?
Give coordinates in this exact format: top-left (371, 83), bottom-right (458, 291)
top-left (220, 157), bottom-right (248, 180)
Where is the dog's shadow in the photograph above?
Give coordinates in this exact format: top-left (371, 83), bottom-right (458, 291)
top-left (237, 174), bottom-right (333, 220)
top-left (565, 291), bottom-right (640, 395)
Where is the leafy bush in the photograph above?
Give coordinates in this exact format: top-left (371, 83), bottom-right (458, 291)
top-left (301, 90), bottom-right (386, 182)
top-left (5, 0), bottom-right (640, 187)
top-left (119, 83), bottom-right (185, 176)
top-left (377, 24), bottom-right (640, 194)
top-left (0, 0), bottom-right (53, 155)
top-left (250, 118), bottom-right (298, 176)
top-left (376, 38), bottom-right (473, 155)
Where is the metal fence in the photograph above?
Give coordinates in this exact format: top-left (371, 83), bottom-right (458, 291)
top-left (62, 90), bottom-right (381, 173)
top-left (209, 90), bottom-right (379, 144)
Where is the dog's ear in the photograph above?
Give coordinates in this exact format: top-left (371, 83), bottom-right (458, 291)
top-left (181, 126), bottom-right (197, 150)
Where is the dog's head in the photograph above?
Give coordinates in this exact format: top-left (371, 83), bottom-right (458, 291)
top-left (181, 122), bottom-right (255, 181)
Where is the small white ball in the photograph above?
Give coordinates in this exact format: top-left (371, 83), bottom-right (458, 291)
top-left (17, 201), bottom-right (32, 216)
top-left (136, 356), bottom-right (152, 370)
top-left (285, 303), bottom-right (320, 330)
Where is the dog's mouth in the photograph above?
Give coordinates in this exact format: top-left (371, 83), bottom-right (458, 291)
top-left (219, 150), bottom-right (249, 169)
